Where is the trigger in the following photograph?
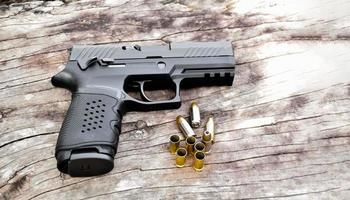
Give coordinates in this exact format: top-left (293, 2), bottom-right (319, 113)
top-left (139, 81), bottom-right (153, 102)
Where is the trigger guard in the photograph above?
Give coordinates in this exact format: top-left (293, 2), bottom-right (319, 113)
top-left (139, 81), bottom-right (153, 102)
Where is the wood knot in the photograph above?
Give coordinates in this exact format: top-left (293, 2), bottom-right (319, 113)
top-left (2, 175), bottom-right (29, 200)
top-left (135, 120), bottom-right (148, 129)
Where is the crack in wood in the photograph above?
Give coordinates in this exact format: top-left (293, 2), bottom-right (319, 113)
top-left (235, 187), bottom-right (341, 200)
top-left (0, 156), bottom-right (53, 189)
top-left (0, 132), bottom-right (57, 150)
top-left (258, 171), bottom-right (328, 182)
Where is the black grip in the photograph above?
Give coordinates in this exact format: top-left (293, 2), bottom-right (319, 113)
top-left (55, 93), bottom-right (122, 177)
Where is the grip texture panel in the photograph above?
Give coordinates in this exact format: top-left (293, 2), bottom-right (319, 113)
top-left (55, 93), bottom-right (122, 176)
top-left (57, 93), bottom-right (121, 150)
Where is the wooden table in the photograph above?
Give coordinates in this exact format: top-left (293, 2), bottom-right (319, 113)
top-left (0, 0), bottom-right (349, 199)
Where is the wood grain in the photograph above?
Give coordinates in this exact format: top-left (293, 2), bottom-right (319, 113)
top-left (0, 0), bottom-right (349, 199)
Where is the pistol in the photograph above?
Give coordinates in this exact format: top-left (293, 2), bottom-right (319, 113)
top-left (51, 41), bottom-right (235, 176)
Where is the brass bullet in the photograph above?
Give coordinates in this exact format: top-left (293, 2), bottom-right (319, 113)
top-left (169, 134), bottom-right (180, 154)
top-left (190, 101), bottom-right (200, 128)
top-left (193, 151), bottom-right (205, 171)
top-left (205, 116), bottom-right (215, 143)
top-left (194, 141), bottom-right (205, 153)
top-left (202, 127), bottom-right (212, 154)
top-left (202, 128), bottom-right (212, 142)
top-left (175, 148), bottom-right (187, 167)
top-left (185, 136), bottom-right (196, 155)
top-left (176, 115), bottom-right (196, 138)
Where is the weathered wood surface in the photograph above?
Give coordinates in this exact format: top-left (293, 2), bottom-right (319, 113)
top-left (0, 0), bottom-right (350, 199)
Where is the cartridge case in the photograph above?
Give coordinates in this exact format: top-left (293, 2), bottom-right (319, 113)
top-left (176, 115), bottom-right (196, 138)
top-left (175, 148), bottom-right (187, 167)
top-left (185, 136), bottom-right (196, 155)
top-left (202, 129), bottom-right (212, 142)
top-left (190, 101), bottom-right (200, 128)
top-left (205, 116), bottom-right (215, 143)
top-left (202, 128), bottom-right (212, 154)
top-left (168, 134), bottom-right (180, 154)
top-left (193, 151), bottom-right (205, 171)
top-left (194, 141), bottom-right (205, 153)
top-left (203, 140), bottom-right (212, 154)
